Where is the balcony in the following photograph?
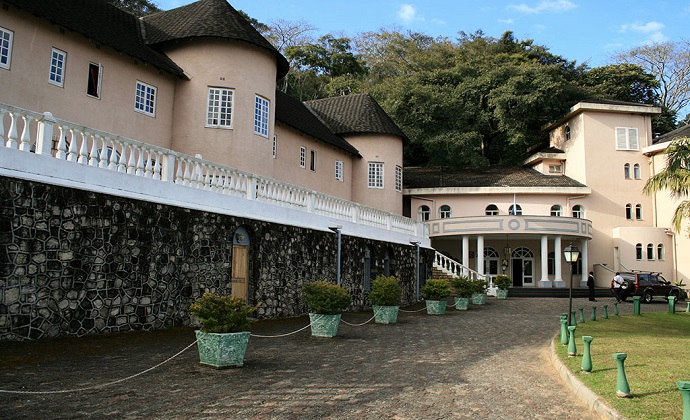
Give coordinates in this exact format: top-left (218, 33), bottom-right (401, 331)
top-left (428, 214), bottom-right (592, 239)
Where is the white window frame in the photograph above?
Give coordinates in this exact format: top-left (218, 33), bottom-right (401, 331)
top-left (550, 205), bottom-right (562, 216)
top-left (0, 27), bottom-right (13, 70)
top-left (299, 146), bottom-right (306, 168)
top-left (485, 204), bottom-right (499, 216)
top-left (633, 163), bottom-right (641, 179)
top-left (87, 62), bottom-right (103, 99)
top-left (335, 160), bottom-right (343, 181)
top-left (418, 205), bottom-right (430, 222)
top-left (368, 162), bottom-right (384, 189)
top-left (206, 87), bottom-right (234, 128)
top-left (548, 164), bottom-right (562, 173)
top-left (135, 81), bottom-right (157, 117)
top-left (395, 165), bottom-right (403, 192)
top-left (439, 205), bottom-right (452, 219)
top-left (572, 205), bottom-right (584, 219)
top-left (635, 204), bottom-right (642, 220)
top-left (49, 48), bottom-right (66, 87)
top-left (309, 150), bottom-right (317, 172)
top-left (254, 95), bottom-right (270, 137)
top-left (615, 127), bottom-right (639, 151)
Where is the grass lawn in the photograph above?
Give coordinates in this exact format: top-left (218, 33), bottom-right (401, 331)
top-left (554, 310), bottom-right (690, 420)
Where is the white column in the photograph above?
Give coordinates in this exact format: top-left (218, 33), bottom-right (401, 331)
top-left (462, 236), bottom-right (470, 277)
top-left (538, 235), bottom-right (552, 288)
top-left (554, 236), bottom-right (565, 287)
top-left (579, 239), bottom-right (589, 287)
top-left (476, 235), bottom-right (485, 275)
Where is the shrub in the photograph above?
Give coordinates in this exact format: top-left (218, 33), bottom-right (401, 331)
top-left (303, 281), bottom-right (351, 314)
top-left (421, 278), bottom-right (452, 301)
top-left (189, 293), bottom-right (256, 333)
top-left (471, 279), bottom-right (488, 294)
top-left (451, 276), bottom-right (473, 298)
top-left (368, 275), bottom-right (402, 306)
top-left (494, 275), bottom-right (511, 290)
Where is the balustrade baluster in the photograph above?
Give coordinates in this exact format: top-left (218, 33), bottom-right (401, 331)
top-left (127, 145), bottom-right (138, 175)
top-left (99, 137), bottom-right (109, 168)
top-left (77, 130), bottom-right (89, 164)
top-left (135, 147), bottom-right (145, 176)
top-left (0, 109), bottom-right (6, 147)
top-left (6, 111), bottom-right (18, 149)
top-left (152, 152), bottom-right (162, 180)
top-left (144, 150), bottom-right (153, 178)
top-left (88, 134), bottom-right (100, 167)
top-left (66, 128), bottom-right (78, 162)
top-left (19, 114), bottom-right (32, 152)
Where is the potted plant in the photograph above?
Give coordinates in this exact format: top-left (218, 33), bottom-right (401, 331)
top-left (303, 280), bottom-right (351, 337)
top-left (494, 275), bottom-right (511, 299)
top-left (421, 278), bottom-right (452, 315)
top-left (451, 276), bottom-right (473, 310)
top-left (368, 275), bottom-right (402, 324)
top-left (471, 279), bottom-right (488, 305)
top-left (189, 292), bottom-right (257, 368)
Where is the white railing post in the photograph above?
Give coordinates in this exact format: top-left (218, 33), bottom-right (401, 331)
top-left (36, 112), bottom-right (55, 156)
top-left (247, 176), bottom-right (257, 200)
top-left (6, 111), bottom-right (17, 149)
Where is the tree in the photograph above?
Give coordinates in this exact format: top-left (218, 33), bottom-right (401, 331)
top-left (108, 0), bottom-right (160, 16)
top-left (581, 64), bottom-right (658, 104)
top-left (643, 137), bottom-right (690, 234)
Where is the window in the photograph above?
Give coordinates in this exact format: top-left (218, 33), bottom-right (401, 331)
top-left (368, 162), bottom-right (384, 188)
top-left (635, 204), bottom-right (642, 220)
top-left (636, 243), bottom-right (643, 260)
top-left (615, 127), bottom-right (639, 151)
top-left (309, 150), bottom-right (316, 171)
top-left (439, 205), bottom-right (452, 219)
top-left (135, 81), bottom-right (157, 116)
top-left (549, 165), bottom-right (562, 173)
top-left (485, 204), bottom-right (499, 216)
top-left (647, 244), bottom-right (654, 260)
top-left (657, 244), bottom-right (664, 260)
top-left (49, 48), bottom-right (66, 87)
top-left (0, 27), bottom-right (13, 69)
top-left (254, 95), bottom-right (269, 137)
top-left (299, 146), bottom-right (306, 168)
top-left (550, 205), bottom-right (562, 216)
top-left (272, 136), bottom-right (277, 159)
top-left (484, 247), bottom-right (499, 276)
top-left (625, 203), bottom-right (632, 220)
top-left (418, 205), bottom-right (430, 221)
top-left (335, 160), bottom-right (343, 181)
top-left (509, 204), bottom-right (522, 215)
top-left (624, 163), bottom-right (631, 179)
top-left (87, 63), bottom-right (102, 98)
top-left (633, 163), bottom-right (640, 180)
top-left (565, 126), bottom-right (571, 140)
top-left (572, 205), bottom-right (583, 219)
top-left (206, 87), bottom-right (233, 127)
top-left (395, 165), bottom-right (402, 192)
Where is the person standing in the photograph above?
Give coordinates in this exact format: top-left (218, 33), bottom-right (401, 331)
top-left (612, 272), bottom-right (624, 303)
top-left (587, 271), bottom-right (596, 301)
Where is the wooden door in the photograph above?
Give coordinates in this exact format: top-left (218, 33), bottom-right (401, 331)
top-left (231, 245), bottom-right (249, 300)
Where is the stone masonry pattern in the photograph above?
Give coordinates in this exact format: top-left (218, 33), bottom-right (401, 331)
top-left (0, 177), bottom-right (431, 340)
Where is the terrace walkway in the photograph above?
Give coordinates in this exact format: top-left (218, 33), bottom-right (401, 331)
top-left (1, 297), bottom-right (664, 419)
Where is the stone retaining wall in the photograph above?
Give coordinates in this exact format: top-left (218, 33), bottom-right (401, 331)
top-left (0, 177), bottom-right (431, 340)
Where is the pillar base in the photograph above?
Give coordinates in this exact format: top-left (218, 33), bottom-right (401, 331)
top-left (538, 280), bottom-right (553, 288)
top-left (553, 280), bottom-right (566, 288)
top-left (579, 280), bottom-right (588, 288)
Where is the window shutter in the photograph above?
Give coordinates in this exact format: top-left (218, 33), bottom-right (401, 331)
top-left (615, 127), bottom-right (628, 149)
top-left (628, 128), bottom-right (639, 150)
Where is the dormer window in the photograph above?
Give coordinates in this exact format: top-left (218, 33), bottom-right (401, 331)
top-left (549, 164), bottom-right (562, 173)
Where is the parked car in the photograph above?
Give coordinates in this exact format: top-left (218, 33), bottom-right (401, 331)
top-left (612, 271), bottom-right (684, 303)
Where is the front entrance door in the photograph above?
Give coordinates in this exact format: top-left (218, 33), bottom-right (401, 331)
top-left (511, 247), bottom-right (535, 287)
top-left (231, 245), bottom-right (249, 300)
top-left (512, 259), bottom-right (523, 286)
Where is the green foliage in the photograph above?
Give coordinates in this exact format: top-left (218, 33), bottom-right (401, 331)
top-left (303, 281), bottom-right (351, 314)
top-left (450, 276), bottom-right (473, 298)
top-left (421, 278), bottom-right (452, 301)
top-left (367, 275), bottom-right (402, 306)
top-left (494, 275), bottom-right (511, 290)
top-left (108, 0), bottom-right (160, 16)
top-left (470, 279), bottom-right (488, 294)
top-left (189, 293), bottom-right (256, 333)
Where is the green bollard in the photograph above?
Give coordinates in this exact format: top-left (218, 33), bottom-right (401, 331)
top-left (591, 306), bottom-right (597, 321)
top-left (581, 336), bottom-right (593, 373)
top-left (603, 304), bottom-right (609, 319)
top-left (571, 310), bottom-right (578, 326)
top-left (614, 301), bottom-right (619, 316)
top-left (567, 326), bottom-right (577, 357)
top-left (560, 316), bottom-right (569, 346)
top-left (669, 296), bottom-right (676, 314)
top-left (678, 381), bottom-right (690, 420)
top-left (686, 301), bottom-right (690, 313)
top-left (633, 296), bottom-right (641, 315)
top-left (578, 307), bottom-right (586, 323)
top-left (613, 352), bottom-right (631, 398)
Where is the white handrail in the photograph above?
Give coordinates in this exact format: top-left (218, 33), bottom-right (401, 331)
top-left (433, 251), bottom-right (491, 284)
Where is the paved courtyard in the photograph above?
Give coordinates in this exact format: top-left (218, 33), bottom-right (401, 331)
top-left (0, 297), bottom-right (665, 419)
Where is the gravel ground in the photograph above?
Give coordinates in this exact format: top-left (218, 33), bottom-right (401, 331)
top-left (0, 297), bottom-right (669, 419)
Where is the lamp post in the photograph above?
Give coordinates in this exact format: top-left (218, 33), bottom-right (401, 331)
top-left (411, 240), bottom-right (421, 301)
top-left (329, 225), bottom-right (342, 285)
top-left (564, 243), bottom-right (580, 326)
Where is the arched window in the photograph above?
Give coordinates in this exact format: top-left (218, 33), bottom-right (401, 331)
top-left (657, 244), bottom-right (664, 260)
top-left (484, 247), bottom-right (499, 276)
top-left (509, 204), bottom-right (522, 215)
top-left (572, 205), bottom-right (584, 219)
top-left (647, 244), bottom-right (655, 260)
top-left (625, 204), bottom-right (632, 220)
top-left (624, 163), bottom-right (631, 179)
top-left (635, 204), bottom-right (642, 220)
top-left (439, 205), bottom-right (452, 219)
top-left (485, 204), bottom-right (499, 216)
top-left (565, 126), bottom-right (571, 140)
top-left (633, 163), bottom-right (641, 179)
top-left (636, 243), bottom-right (643, 260)
top-left (550, 205), bottom-right (562, 216)
top-left (418, 205), bottom-right (430, 222)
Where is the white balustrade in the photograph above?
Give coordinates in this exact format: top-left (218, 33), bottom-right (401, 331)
top-left (434, 251), bottom-right (490, 283)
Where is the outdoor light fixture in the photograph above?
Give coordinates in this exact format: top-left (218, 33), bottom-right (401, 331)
top-left (410, 240), bottom-right (421, 301)
top-left (501, 259), bottom-right (508, 273)
top-left (329, 226), bottom-right (342, 285)
top-left (563, 243), bottom-right (580, 326)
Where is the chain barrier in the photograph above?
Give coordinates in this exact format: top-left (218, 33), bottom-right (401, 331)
top-left (250, 322), bottom-right (312, 338)
top-left (399, 306), bottom-right (428, 313)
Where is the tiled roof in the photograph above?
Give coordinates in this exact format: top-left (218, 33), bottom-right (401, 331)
top-left (275, 91), bottom-right (360, 157)
top-left (5, 0), bottom-right (185, 77)
top-left (404, 166), bottom-right (587, 189)
top-left (143, 0), bottom-right (289, 78)
top-left (654, 124), bottom-right (690, 144)
top-left (306, 94), bottom-right (408, 142)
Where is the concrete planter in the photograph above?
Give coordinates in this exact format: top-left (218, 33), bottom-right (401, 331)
top-left (471, 293), bottom-right (487, 305)
top-left (309, 313), bottom-right (341, 337)
top-left (454, 297), bottom-right (470, 310)
top-left (373, 305), bottom-right (399, 324)
top-left (425, 300), bottom-right (447, 315)
top-left (496, 289), bottom-right (509, 299)
top-left (195, 330), bottom-right (250, 368)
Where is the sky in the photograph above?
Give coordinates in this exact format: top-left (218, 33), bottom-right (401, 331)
top-left (156, 0), bottom-right (689, 68)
